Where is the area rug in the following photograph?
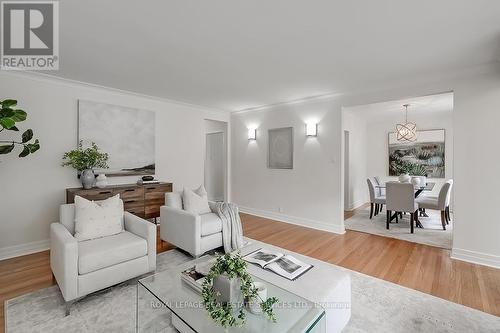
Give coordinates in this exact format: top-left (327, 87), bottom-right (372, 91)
top-left (345, 207), bottom-right (453, 249)
top-left (5, 246), bottom-right (499, 332)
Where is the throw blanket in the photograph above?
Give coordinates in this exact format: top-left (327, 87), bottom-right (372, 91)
top-left (213, 202), bottom-right (245, 252)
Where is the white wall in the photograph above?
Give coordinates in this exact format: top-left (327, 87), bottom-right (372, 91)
top-left (364, 110), bottom-right (453, 197)
top-left (0, 72), bottom-right (229, 259)
top-left (231, 67), bottom-right (500, 268)
top-left (231, 98), bottom-right (345, 234)
top-left (342, 111), bottom-right (368, 210)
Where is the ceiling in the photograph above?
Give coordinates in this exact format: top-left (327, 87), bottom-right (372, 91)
top-left (49, 1), bottom-right (500, 111)
top-left (344, 92), bottom-right (453, 120)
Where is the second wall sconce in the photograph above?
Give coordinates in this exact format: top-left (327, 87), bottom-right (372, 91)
top-left (306, 122), bottom-right (318, 137)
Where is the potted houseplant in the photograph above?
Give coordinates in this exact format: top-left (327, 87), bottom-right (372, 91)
top-left (0, 99), bottom-right (40, 158)
top-left (202, 252), bottom-right (278, 328)
top-left (62, 140), bottom-right (109, 189)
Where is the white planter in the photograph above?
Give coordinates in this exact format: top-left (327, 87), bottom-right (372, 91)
top-left (248, 282), bottom-right (267, 314)
top-left (398, 174), bottom-right (411, 183)
top-left (95, 174), bottom-right (108, 188)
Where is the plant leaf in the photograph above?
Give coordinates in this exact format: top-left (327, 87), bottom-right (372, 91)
top-left (0, 117), bottom-right (15, 129)
top-left (1, 99), bottom-right (17, 108)
top-left (19, 146), bottom-right (30, 157)
top-left (21, 129), bottom-right (33, 143)
top-left (11, 110), bottom-right (27, 122)
top-left (28, 141), bottom-right (40, 153)
top-left (8, 126), bottom-right (19, 131)
top-left (0, 108), bottom-right (15, 118)
top-left (0, 143), bottom-right (15, 154)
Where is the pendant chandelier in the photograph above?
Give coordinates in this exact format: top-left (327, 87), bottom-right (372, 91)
top-left (396, 104), bottom-right (417, 142)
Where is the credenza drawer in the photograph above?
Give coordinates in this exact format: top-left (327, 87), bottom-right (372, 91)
top-left (115, 186), bottom-right (144, 199)
top-left (123, 198), bottom-right (145, 209)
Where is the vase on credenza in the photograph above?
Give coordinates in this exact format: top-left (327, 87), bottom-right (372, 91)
top-left (398, 174), bottom-right (411, 183)
top-left (81, 169), bottom-right (95, 189)
top-left (95, 174), bottom-right (108, 188)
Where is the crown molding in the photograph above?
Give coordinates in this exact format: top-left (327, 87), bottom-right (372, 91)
top-left (0, 70), bottom-right (231, 115)
top-left (232, 62), bottom-right (499, 115)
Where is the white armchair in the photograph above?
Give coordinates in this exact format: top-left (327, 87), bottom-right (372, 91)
top-left (50, 203), bottom-right (156, 314)
top-left (160, 192), bottom-right (223, 258)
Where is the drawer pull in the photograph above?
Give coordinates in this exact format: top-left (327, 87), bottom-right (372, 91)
top-left (99, 191), bottom-right (112, 194)
top-left (146, 187), bottom-right (156, 190)
top-left (124, 200), bottom-right (137, 203)
top-left (124, 189), bottom-right (135, 192)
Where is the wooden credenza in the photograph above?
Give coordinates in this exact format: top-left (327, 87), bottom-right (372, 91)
top-left (66, 182), bottom-right (172, 219)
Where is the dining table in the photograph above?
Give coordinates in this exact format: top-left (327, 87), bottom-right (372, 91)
top-left (375, 182), bottom-right (436, 228)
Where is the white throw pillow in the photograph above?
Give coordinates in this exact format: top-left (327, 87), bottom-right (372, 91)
top-left (74, 194), bottom-right (124, 241)
top-left (183, 185), bottom-right (211, 215)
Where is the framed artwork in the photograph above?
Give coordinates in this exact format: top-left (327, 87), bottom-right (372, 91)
top-left (268, 127), bottom-right (294, 169)
top-left (78, 100), bottom-right (155, 176)
top-left (388, 129), bottom-right (445, 178)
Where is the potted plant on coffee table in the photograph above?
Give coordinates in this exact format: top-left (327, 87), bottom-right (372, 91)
top-left (202, 252), bottom-right (279, 328)
top-left (62, 140), bottom-right (109, 189)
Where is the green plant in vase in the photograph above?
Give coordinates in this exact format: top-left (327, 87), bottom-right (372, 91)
top-left (62, 140), bottom-right (109, 189)
top-left (0, 99), bottom-right (40, 158)
top-left (202, 252), bottom-right (279, 328)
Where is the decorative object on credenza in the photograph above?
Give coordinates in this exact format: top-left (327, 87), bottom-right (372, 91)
top-left (142, 175), bottom-right (154, 181)
top-left (0, 99), bottom-right (40, 158)
top-left (395, 104), bottom-right (417, 142)
top-left (62, 140), bottom-right (109, 189)
top-left (78, 100), bottom-right (155, 176)
top-left (202, 252), bottom-right (278, 328)
top-left (389, 129), bottom-right (445, 178)
top-left (95, 174), bottom-right (108, 188)
top-left (136, 176), bottom-right (160, 185)
top-left (268, 127), bottom-right (294, 169)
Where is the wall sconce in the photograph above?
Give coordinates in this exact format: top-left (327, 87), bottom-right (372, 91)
top-left (306, 122), bottom-right (318, 137)
top-left (248, 128), bottom-right (257, 140)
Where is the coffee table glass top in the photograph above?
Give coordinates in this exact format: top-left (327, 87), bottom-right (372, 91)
top-left (137, 256), bottom-right (325, 333)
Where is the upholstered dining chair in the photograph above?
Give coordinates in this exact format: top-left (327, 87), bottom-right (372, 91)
top-left (416, 180), bottom-right (453, 230)
top-left (373, 176), bottom-right (386, 197)
top-left (367, 178), bottom-right (386, 219)
top-left (386, 182), bottom-right (419, 233)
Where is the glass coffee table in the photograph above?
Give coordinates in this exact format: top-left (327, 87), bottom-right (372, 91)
top-left (136, 257), bottom-right (325, 333)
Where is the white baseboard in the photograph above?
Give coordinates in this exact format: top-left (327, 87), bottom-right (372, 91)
top-left (0, 239), bottom-right (50, 261)
top-left (239, 205), bottom-right (345, 234)
top-left (451, 248), bottom-right (500, 269)
top-left (346, 200), bottom-right (368, 211)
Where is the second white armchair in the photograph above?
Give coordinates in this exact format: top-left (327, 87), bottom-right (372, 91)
top-left (160, 192), bottom-right (223, 257)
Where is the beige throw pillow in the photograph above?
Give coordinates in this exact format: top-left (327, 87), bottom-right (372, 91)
top-left (74, 194), bottom-right (124, 241)
top-left (183, 185), bottom-right (211, 215)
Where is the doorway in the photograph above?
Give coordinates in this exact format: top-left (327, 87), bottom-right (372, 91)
top-left (204, 120), bottom-right (227, 201)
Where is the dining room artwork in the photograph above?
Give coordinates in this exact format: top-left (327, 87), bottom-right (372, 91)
top-left (388, 129), bottom-right (445, 178)
top-left (78, 100), bottom-right (156, 176)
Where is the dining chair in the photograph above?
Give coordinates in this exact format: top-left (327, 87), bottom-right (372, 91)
top-left (367, 178), bottom-right (386, 219)
top-left (386, 182), bottom-right (419, 233)
top-left (373, 176), bottom-right (386, 197)
top-left (416, 180), bottom-right (452, 230)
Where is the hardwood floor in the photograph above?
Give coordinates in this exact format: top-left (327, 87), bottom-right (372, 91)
top-left (1, 214), bottom-right (499, 332)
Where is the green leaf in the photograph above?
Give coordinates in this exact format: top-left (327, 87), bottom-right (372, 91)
top-left (0, 117), bottom-right (15, 129)
top-left (19, 146), bottom-right (30, 157)
top-left (0, 143), bottom-right (15, 154)
top-left (8, 126), bottom-right (19, 131)
top-left (11, 110), bottom-right (27, 122)
top-left (21, 129), bottom-right (33, 143)
top-left (1, 99), bottom-right (17, 108)
top-left (28, 139), bottom-right (40, 153)
top-left (0, 108), bottom-right (15, 118)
